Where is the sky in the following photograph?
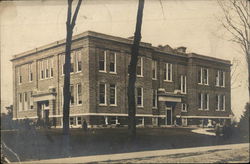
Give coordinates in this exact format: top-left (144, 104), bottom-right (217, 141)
top-left (0, 0), bottom-right (248, 120)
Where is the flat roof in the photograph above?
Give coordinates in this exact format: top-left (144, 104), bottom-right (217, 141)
top-left (11, 31), bottom-right (231, 65)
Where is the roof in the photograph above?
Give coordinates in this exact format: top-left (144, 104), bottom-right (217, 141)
top-left (11, 31), bottom-right (231, 65)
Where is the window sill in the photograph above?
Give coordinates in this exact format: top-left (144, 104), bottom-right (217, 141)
top-left (152, 107), bottom-right (158, 109)
top-left (164, 80), bottom-right (173, 82)
top-left (181, 110), bottom-right (187, 112)
top-left (109, 72), bottom-right (117, 74)
top-left (110, 104), bottom-right (117, 107)
top-left (99, 104), bottom-right (107, 106)
top-left (137, 75), bottom-right (144, 78)
top-left (99, 70), bottom-right (107, 73)
top-left (152, 78), bottom-right (157, 80)
top-left (198, 108), bottom-right (203, 111)
top-left (137, 106), bottom-right (144, 108)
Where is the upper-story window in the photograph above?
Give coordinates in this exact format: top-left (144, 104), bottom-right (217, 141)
top-left (70, 85), bottom-right (74, 105)
top-left (49, 58), bottom-right (54, 77)
top-left (180, 75), bottom-right (187, 94)
top-left (17, 66), bottom-right (22, 84)
top-left (110, 84), bottom-right (117, 105)
top-left (28, 63), bottom-right (33, 82)
top-left (216, 94), bottom-right (225, 111)
top-left (76, 50), bottom-right (82, 72)
top-left (61, 55), bottom-right (65, 75)
top-left (181, 103), bottom-right (187, 112)
top-left (164, 63), bottom-right (173, 82)
top-left (152, 89), bottom-right (157, 108)
top-left (24, 92), bottom-right (28, 111)
top-left (39, 57), bottom-right (53, 79)
top-left (99, 50), bottom-right (106, 72)
top-left (216, 70), bottom-right (225, 87)
top-left (109, 52), bottom-right (116, 73)
top-left (198, 67), bottom-right (209, 85)
top-left (70, 52), bottom-right (75, 73)
top-left (39, 60), bottom-right (44, 79)
top-left (137, 57), bottom-right (143, 77)
top-left (18, 93), bottom-right (22, 111)
top-left (198, 93), bottom-right (209, 110)
top-left (99, 83), bottom-right (106, 105)
top-left (29, 91), bottom-right (34, 110)
top-left (152, 60), bottom-right (157, 80)
top-left (137, 87), bottom-right (143, 107)
top-left (76, 83), bottom-right (82, 105)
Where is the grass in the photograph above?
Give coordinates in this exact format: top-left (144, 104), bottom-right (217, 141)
top-left (1, 127), bottom-right (245, 162)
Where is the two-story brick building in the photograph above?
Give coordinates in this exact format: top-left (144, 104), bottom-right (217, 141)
top-left (11, 31), bottom-right (232, 127)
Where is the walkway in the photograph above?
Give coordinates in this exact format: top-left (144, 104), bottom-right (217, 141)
top-left (20, 143), bottom-right (249, 163)
top-left (191, 128), bottom-right (216, 136)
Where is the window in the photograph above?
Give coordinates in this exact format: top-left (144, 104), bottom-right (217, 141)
top-left (39, 60), bottom-right (44, 79)
top-left (70, 85), bottom-right (74, 105)
top-left (164, 63), bottom-right (173, 81)
top-left (17, 67), bottom-right (22, 84)
top-left (152, 60), bottom-right (157, 79)
top-left (99, 83), bottom-right (106, 105)
top-left (70, 117), bottom-right (74, 126)
top-left (180, 75), bottom-right (187, 94)
top-left (198, 67), bottom-right (209, 85)
top-left (216, 95), bottom-right (225, 111)
top-left (50, 58), bottom-right (54, 77)
top-left (24, 92), bottom-right (28, 111)
top-left (28, 63), bottom-right (33, 82)
top-left (152, 89), bottom-right (157, 108)
top-left (110, 84), bottom-right (116, 105)
top-left (198, 93), bottom-right (209, 110)
top-left (77, 117), bottom-right (82, 125)
top-left (70, 52), bottom-right (75, 73)
top-left (137, 87), bottom-right (143, 107)
top-left (29, 91), bottom-right (34, 110)
top-left (76, 50), bottom-right (82, 72)
top-left (18, 93), bottom-right (22, 111)
top-left (204, 93), bottom-right (209, 110)
top-left (137, 57), bottom-right (143, 77)
top-left (109, 52), bottom-right (116, 73)
top-left (44, 59), bottom-right (49, 78)
top-left (99, 50), bottom-right (106, 72)
top-left (76, 83), bottom-right (82, 105)
top-left (181, 103), bottom-right (187, 112)
top-left (61, 55), bottom-right (65, 75)
top-left (216, 70), bottom-right (225, 87)
top-left (61, 87), bottom-right (64, 107)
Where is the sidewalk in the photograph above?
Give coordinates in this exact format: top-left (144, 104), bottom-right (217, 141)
top-left (20, 143), bottom-right (249, 163)
top-left (191, 128), bottom-right (216, 136)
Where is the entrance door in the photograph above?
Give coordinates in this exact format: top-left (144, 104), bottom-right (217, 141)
top-left (165, 107), bottom-right (172, 125)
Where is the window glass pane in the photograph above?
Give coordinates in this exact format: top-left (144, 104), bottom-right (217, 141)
top-left (70, 85), bottom-right (74, 104)
top-left (77, 84), bottom-right (82, 104)
top-left (136, 58), bottom-right (142, 76)
top-left (137, 87), bottom-right (142, 106)
top-left (110, 84), bottom-right (116, 105)
top-left (99, 51), bottom-right (105, 71)
top-left (99, 84), bottom-right (106, 104)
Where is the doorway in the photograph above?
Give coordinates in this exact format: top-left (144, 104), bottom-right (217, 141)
top-left (165, 107), bottom-right (172, 125)
top-left (37, 100), bottom-right (49, 127)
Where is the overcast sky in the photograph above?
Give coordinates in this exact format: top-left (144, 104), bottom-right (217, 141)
top-left (0, 0), bottom-right (248, 120)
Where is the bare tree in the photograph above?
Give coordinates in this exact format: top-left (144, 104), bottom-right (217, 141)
top-left (218, 0), bottom-right (250, 99)
top-left (63, 0), bottom-right (82, 135)
top-left (128, 0), bottom-right (145, 140)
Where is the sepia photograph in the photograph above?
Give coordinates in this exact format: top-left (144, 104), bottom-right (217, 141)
top-left (0, 0), bottom-right (249, 163)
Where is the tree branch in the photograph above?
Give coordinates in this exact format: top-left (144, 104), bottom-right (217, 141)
top-left (71, 0), bottom-right (83, 28)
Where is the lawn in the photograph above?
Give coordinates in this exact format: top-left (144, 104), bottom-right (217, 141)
top-left (1, 127), bottom-right (245, 162)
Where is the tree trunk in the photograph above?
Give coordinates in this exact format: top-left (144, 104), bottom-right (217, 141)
top-left (63, 0), bottom-right (82, 135)
top-left (128, 0), bottom-right (144, 140)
